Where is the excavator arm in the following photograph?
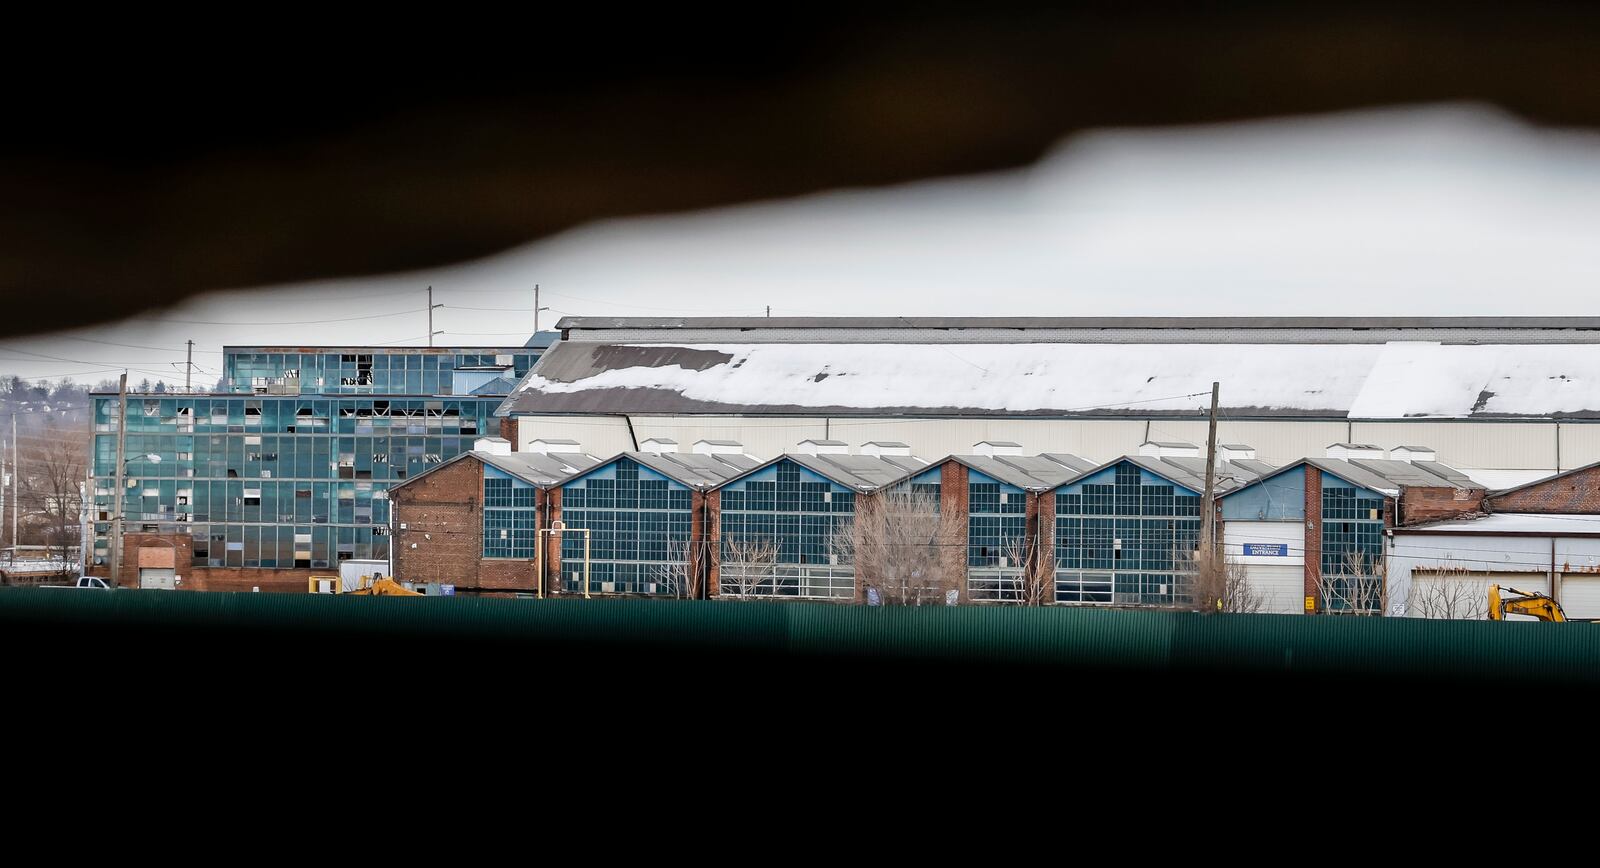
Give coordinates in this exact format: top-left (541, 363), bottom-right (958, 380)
top-left (1488, 585), bottom-right (1568, 622)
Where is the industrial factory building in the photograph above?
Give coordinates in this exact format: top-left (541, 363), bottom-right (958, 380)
top-left (498, 317), bottom-right (1600, 486)
top-left (89, 338), bottom-right (554, 592)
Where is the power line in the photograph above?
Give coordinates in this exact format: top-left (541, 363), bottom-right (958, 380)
top-left (56, 336), bottom-right (224, 354)
top-left (134, 308), bottom-right (426, 326)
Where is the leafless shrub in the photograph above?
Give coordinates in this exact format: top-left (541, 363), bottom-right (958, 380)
top-left (1317, 550), bottom-right (1388, 616)
top-left (718, 534), bottom-right (780, 599)
top-left (834, 491), bottom-right (949, 606)
top-left (653, 539), bottom-right (697, 599)
top-left (982, 535), bottom-right (1049, 606)
top-left (1405, 566), bottom-right (1490, 620)
top-left (1176, 546), bottom-right (1269, 614)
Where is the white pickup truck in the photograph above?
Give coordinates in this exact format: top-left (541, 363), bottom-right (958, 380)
top-left (40, 576), bottom-right (113, 590)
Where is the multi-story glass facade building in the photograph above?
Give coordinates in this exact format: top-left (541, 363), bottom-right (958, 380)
top-left (90, 343), bottom-right (544, 572)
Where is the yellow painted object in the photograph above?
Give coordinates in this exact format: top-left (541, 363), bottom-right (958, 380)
top-left (309, 575), bottom-right (341, 594)
top-left (344, 576), bottom-right (425, 596)
top-left (1488, 584), bottom-right (1569, 622)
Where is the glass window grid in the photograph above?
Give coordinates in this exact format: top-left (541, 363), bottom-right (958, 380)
top-left (90, 395), bottom-right (495, 568)
top-left (222, 349), bottom-right (539, 394)
top-left (553, 458), bottom-right (694, 595)
top-left (719, 460), bottom-right (856, 599)
top-left (1320, 487), bottom-right (1385, 611)
top-left (1053, 464), bottom-right (1200, 606)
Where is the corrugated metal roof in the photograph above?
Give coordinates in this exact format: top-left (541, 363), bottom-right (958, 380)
top-left (1224, 454), bottom-right (1476, 500)
top-left (501, 337), bottom-right (1600, 419)
top-left (955, 454), bottom-right (1090, 490)
top-left (557, 316), bottom-right (1600, 333)
top-left (1395, 513), bottom-right (1600, 535)
top-left (390, 448), bottom-right (602, 491)
top-left (763, 452), bottom-right (931, 491)
top-left (597, 450), bottom-right (755, 489)
top-left (477, 450), bottom-right (603, 486)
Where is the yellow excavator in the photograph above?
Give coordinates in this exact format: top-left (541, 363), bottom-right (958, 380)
top-left (308, 575), bottom-right (424, 596)
top-left (1488, 584), bottom-right (1573, 622)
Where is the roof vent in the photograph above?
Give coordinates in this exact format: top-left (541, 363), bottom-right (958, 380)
top-left (1217, 444), bottom-right (1256, 461)
top-left (473, 436), bottom-right (513, 456)
top-left (528, 438), bottom-right (583, 455)
top-left (1388, 446), bottom-right (1437, 463)
top-left (797, 439), bottom-right (849, 456)
top-left (1139, 441), bottom-right (1201, 459)
top-left (973, 441), bottom-right (1023, 457)
top-left (1326, 443), bottom-right (1386, 460)
top-left (641, 438), bottom-right (679, 454)
top-left (861, 441), bottom-right (911, 457)
top-left (693, 439), bottom-right (744, 456)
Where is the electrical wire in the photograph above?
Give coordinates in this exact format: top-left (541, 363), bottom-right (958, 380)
top-left (133, 308), bottom-right (427, 326)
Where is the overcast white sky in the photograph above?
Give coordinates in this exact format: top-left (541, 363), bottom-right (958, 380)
top-left (5, 102), bottom-right (1600, 384)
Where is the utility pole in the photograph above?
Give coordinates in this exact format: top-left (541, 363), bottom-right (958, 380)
top-left (185, 339), bottom-right (194, 392)
top-left (109, 372), bottom-right (128, 588)
top-left (10, 412), bottom-right (16, 557)
top-left (80, 464), bottom-right (91, 577)
top-left (1200, 381), bottom-right (1219, 553)
top-left (533, 284), bottom-right (550, 334)
top-left (427, 286), bottom-right (444, 347)
top-left (766, 305), bottom-right (771, 318)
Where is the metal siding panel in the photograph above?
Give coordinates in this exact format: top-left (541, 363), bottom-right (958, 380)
top-left (1560, 575), bottom-right (1600, 619)
top-left (1235, 563), bottom-right (1303, 615)
top-left (1225, 521), bottom-right (1305, 565)
top-left (1557, 423), bottom-right (1600, 473)
top-left (1350, 421), bottom-right (1558, 473)
top-left (513, 416), bottom-right (633, 456)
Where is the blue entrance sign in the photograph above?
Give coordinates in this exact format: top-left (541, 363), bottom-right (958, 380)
top-left (1244, 543), bottom-right (1289, 557)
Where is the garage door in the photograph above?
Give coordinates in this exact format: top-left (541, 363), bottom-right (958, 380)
top-left (139, 567), bottom-right (176, 590)
top-left (1411, 570), bottom-right (1548, 620)
top-left (1560, 574), bottom-right (1600, 620)
top-left (1241, 564), bottom-right (1302, 615)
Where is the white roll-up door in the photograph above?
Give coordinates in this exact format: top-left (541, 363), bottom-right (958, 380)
top-left (1411, 570), bottom-right (1548, 620)
top-left (1241, 564), bottom-right (1303, 614)
top-left (1559, 574), bottom-right (1600, 620)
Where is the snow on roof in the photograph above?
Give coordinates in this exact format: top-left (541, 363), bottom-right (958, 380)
top-left (503, 339), bottom-right (1600, 419)
top-left (1396, 513), bottom-right (1600, 535)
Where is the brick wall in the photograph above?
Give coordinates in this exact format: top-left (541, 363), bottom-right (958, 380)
top-left (1400, 486), bottom-right (1487, 524)
top-left (940, 461), bottom-right (969, 602)
top-left (499, 417), bottom-right (518, 450)
top-left (1303, 466), bottom-right (1321, 613)
top-left (95, 532), bottom-right (319, 592)
top-left (1031, 490), bottom-right (1056, 605)
top-left (391, 456), bottom-right (535, 592)
top-left (706, 489), bottom-right (722, 596)
top-left (1489, 464), bottom-right (1600, 513)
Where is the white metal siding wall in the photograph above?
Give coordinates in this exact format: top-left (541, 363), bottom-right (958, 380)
top-left (512, 414), bottom-right (1592, 471)
top-left (1350, 422), bottom-right (1559, 474)
top-left (513, 416), bottom-right (633, 456)
top-left (1223, 521), bottom-right (1304, 614)
top-left (1557, 424), bottom-right (1600, 474)
top-left (1560, 576), bottom-right (1600, 619)
top-left (1390, 533), bottom-right (1555, 617)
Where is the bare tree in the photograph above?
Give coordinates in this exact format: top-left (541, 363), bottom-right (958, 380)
top-left (1316, 550), bottom-right (1389, 616)
top-left (718, 534), bottom-right (781, 599)
top-left (972, 535), bottom-right (1050, 605)
top-left (1176, 546), bottom-right (1269, 614)
top-left (19, 418), bottom-right (86, 564)
top-left (654, 539), bottom-right (692, 598)
top-left (1405, 566), bottom-right (1491, 620)
top-left (834, 491), bottom-right (949, 606)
